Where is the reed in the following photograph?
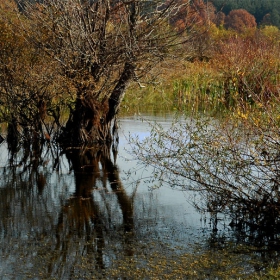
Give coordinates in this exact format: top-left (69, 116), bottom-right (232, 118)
top-left (121, 60), bottom-right (229, 115)
top-left (121, 28), bottom-right (280, 117)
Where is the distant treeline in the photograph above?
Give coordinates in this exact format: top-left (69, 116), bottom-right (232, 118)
top-left (211, 0), bottom-right (280, 28)
top-left (14, 0), bottom-right (280, 29)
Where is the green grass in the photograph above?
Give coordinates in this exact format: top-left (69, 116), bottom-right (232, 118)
top-left (121, 61), bottom-right (229, 116)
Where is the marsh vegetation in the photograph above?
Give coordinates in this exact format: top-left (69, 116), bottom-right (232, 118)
top-left (1, 0), bottom-right (280, 278)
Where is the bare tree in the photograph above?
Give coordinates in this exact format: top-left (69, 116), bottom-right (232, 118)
top-left (128, 101), bottom-right (280, 238)
top-left (0, 0), bottom-right (72, 149)
top-left (16, 0), bottom-right (189, 146)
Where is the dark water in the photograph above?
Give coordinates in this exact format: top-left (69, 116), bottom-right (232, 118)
top-left (0, 114), bottom-right (277, 279)
top-left (0, 114), bottom-right (215, 279)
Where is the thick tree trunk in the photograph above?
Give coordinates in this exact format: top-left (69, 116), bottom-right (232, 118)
top-left (107, 62), bottom-right (135, 123)
top-left (58, 62), bottom-right (135, 147)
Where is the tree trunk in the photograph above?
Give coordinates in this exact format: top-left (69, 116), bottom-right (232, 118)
top-left (58, 62), bottom-right (135, 147)
top-left (107, 62), bottom-right (135, 122)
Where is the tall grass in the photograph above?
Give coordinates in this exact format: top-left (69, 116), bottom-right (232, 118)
top-left (121, 60), bottom-right (228, 116)
top-left (121, 28), bottom-right (280, 117)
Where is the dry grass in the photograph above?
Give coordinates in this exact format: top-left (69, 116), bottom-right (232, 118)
top-left (121, 59), bottom-right (227, 116)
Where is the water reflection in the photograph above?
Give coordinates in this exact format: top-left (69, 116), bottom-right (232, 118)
top-left (0, 116), bottom-right (202, 278)
top-left (0, 142), bottom-right (137, 278)
top-left (1, 115), bottom-right (279, 278)
top-left (52, 145), bottom-right (136, 278)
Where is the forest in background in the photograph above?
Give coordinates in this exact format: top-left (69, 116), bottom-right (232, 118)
top-left (14, 0), bottom-right (280, 28)
top-left (211, 0), bottom-right (280, 28)
top-left (171, 0), bottom-right (280, 32)
top-left (121, 0), bottom-right (280, 114)
top-left (0, 0), bottom-right (280, 142)
top-left (0, 1), bottom-right (280, 278)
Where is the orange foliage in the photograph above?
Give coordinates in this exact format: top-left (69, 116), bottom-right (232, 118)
top-left (261, 13), bottom-right (272, 26)
top-left (0, 0), bottom-right (17, 11)
top-left (224, 9), bottom-right (257, 33)
top-left (214, 11), bottom-right (226, 27)
top-left (212, 31), bottom-right (280, 104)
top-left (0, 0), bottom-right (22, 58)
top-left (172, 0), bottom-right (216, 32)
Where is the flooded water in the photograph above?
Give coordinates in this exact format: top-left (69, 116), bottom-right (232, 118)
top-left (0, 114), bottom-right (278, 279)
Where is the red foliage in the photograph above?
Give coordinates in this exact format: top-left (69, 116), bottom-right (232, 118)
top-left (172, 0), bottom-right (216, 32)
top-left (261, 13), bottom-right (272, 26)
top-left (224, 9), bottom-right (257, 33)
top-left (214, 11), bottom-right (226, 27)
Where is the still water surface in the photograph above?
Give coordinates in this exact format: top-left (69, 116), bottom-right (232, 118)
top-left (0, 114), bottom-right (266, 278)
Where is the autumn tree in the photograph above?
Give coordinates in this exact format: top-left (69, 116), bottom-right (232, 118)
top-left (7, 0), bottom-right (190, 147)
top-left (261, 13), bottom-right (272, 26)
top-left (172, 0), bottom-right (216, 32)
top-left (224, 9), bottom-right (257, 33)
top-left (0, 0), bottom-right (65, 152)
top-left (169, 0), bottom-right (217, 62)
top-left (211, 0), bottom-right (280, 28)
top-left (213, 10), bottom-right (225, 27)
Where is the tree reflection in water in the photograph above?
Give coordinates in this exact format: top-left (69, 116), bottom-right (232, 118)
top-left (0, 141), bottom-right (135, 278)
top-left (2, 123), bottom-right (280, 278)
